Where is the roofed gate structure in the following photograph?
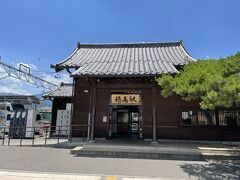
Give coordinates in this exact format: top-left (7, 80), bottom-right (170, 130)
top-left (43, 83), bottom-right (73, 130)
top-left (52, 41), bottom-right (240, 142)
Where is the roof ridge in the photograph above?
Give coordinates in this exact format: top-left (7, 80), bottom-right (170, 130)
top-left (60, 82), bottom-right (73, 86)
top-left (77, 41), bottom-right (182, 48)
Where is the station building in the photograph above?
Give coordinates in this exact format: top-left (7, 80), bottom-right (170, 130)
top-left (52, 41), bottom-right (240, 142)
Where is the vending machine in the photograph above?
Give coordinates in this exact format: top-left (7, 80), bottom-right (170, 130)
top-left (9, 110), bottom-right (37, 138)
top-left (9, 111), bottom-right (27, 138)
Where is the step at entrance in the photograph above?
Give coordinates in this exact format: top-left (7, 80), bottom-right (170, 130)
top-left (71, 143), bottom-right (240, 160)
top-left (71, 144), bottom-right (203, 160)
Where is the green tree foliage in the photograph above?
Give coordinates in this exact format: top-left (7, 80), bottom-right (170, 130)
top-left (156, 52), bottom-right (240, 109)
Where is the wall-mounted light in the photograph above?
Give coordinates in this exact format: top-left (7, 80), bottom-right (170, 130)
top-left (84, 89), bottom-right (89, 93)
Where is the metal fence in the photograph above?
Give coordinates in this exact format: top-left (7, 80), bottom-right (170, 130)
top-left (0, 125), bottom-right (88, 146)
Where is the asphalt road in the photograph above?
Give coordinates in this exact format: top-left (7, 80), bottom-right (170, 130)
top-left (0, 146), bottom-right (239, 179)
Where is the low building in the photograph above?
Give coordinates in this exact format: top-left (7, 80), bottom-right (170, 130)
top-left (51, 41), bottom-right (240, 141)
top-left (0, 95), bottom-right (40, 105)
top-left (43, 83), bottom-right (73, 129)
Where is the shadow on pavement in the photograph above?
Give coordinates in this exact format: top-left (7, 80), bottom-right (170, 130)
top-left (179, 159), bottom-right (240, 179)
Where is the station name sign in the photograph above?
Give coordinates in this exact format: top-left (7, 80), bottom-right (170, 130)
top-left (111, 94), bottom-right (141, 105)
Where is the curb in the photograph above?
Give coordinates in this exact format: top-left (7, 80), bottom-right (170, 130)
top-left (71, 147), bottom-right (240, 161)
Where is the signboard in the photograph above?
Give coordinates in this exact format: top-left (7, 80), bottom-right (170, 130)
top-left (111, 94), bottom-right (141, 105)
top-left (103, 116), bottom-right (107, 123)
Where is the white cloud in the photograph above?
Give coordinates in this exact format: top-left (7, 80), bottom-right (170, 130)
top-left (41, 73), bottom-right (72, 85)
top-left (7, 76), bottom-right (22, 83)
top-left (0, 82), bottom-right (33, 95)
top-left (0, 66), bottom-right (26, 83)
top-left (0, 67), bottom-right (20, 83)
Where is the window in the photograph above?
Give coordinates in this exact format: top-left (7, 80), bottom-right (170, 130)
top-left (7, 114), bottom-right (11, 121)
top-left (181, 110), bottom-right (216, 126)
top-left (41, 112), bottom-right (51, 122)
top-left (12, 104), bottom-right (24, 111)
top-left (6, 106), bottom-right (10, 111)
top-left (0, 104), bottom-right (5, 110)
top-left (181, 109), bottom-right (240, 127)
top-left (36, 114), bottom-right (42, 121)
top-left (219, 110), bottom-right (240, 127)
top-left (131, 112), bottom-right (139, 122)
top-left (117, 112), bottom-right (129, 123)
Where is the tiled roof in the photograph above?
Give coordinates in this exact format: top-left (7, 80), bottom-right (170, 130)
top-left (52, 41), bottom-right (195, 77)
top-left (43, 83), bottom-right (73, 98)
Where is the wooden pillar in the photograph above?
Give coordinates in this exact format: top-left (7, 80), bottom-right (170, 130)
top-left (87, 84), bottom-right (93, 141)
top-left (90, 79), bottom-right (96, 141)
top-left (69, 77), bottom-right (75, 141)
top-left (152, 83), bottom-right (157, 144)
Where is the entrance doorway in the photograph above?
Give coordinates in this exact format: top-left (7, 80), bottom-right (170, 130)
top-left (109, 105), bottom-right (142, 139)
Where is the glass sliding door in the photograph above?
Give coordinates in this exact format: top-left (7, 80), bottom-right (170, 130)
top-left (117, 110), bottom-right (129, 133)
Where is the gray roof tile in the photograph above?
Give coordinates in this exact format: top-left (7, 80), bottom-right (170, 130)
top-left (52, 41), bottom-right (195, 77)
top-left (43, 83), bottom-right (73, 98)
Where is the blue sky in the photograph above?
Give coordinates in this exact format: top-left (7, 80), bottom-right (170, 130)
top-left (0, 0), bottom-right (240, 95)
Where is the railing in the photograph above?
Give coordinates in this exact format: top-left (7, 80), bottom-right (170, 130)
top-left (0, 125), bottom-right (88, 146)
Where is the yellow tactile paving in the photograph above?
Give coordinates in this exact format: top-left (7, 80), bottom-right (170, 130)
top-left (105, 176), bottom-right (118, 180)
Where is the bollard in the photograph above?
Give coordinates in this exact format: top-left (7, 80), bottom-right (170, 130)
top-left (32, 127), bottom-right (35, 146)
top-left (70, 125), bottom-right (72, 143)
top-left (8, 134), bottom-right (10, 146)
top-left (2, 128), bottom-right (5, 146)
top-left (57, 126), bottom-right (60, 144)
top-left (20, 127), bottom-right (23, 146)
top-left (44, 127), bottom-right (47, 145)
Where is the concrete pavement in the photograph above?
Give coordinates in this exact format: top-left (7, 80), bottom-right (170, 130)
top-left (0, 169), bottom-right (185, 180)
top-left (0, 146), bottom-right (240, 179)
top-left (0, 137), bottom-right (85, 148)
